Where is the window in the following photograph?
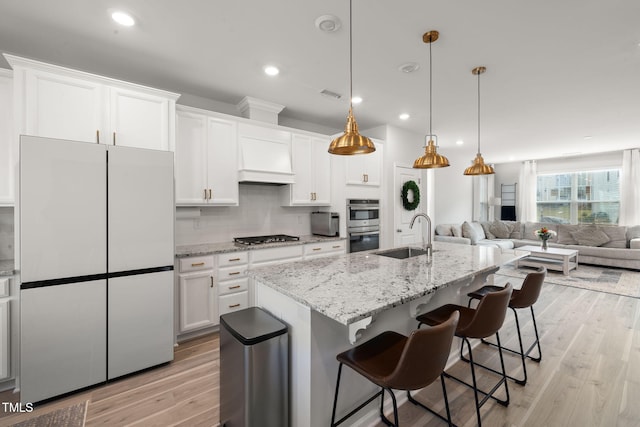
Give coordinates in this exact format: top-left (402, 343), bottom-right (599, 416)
top-left (536, 170), bottom-right (620, 224)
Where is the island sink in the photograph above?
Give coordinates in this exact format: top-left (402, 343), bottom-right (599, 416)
top-left (375, 246), bottom-right (429, 259)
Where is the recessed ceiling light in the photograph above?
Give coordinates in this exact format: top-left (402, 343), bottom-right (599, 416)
top-left (111, 11), bottom-right (135, 27)
top-left (264, 65), bottom-right (280, 76)
top-left (315, 15), bottom-right (341, 33)
top-left (398, 62), bottom-right (420, 73)
top-left (351, 96), bottom-right (362, 104)
top-left (456, 140), bottom-right (464, 145)
top-left (399, 113), bottom-right (410, 120)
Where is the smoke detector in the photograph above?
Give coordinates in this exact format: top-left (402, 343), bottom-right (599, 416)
top-left (315, 15), bottom-right (341, 33)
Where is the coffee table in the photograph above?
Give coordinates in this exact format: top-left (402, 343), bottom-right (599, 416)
top-left (515, 245), bottom-right (579, 275)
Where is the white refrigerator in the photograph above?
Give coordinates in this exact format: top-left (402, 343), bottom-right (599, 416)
top-left (19, 135), bottom-right (175, 403)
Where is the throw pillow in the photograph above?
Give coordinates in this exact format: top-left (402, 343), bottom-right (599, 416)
top-left (557, 224), bottom-right (580, 245)
top-left (435, 224), bottom-right (453, 237)
top-left (489, 221), bottom-right (513, 239)
top-left (508, 221), bottom-right (522, 239)
top-left (600, 226), bottom-right (627, 249)
top-left (481, 222), bottom-right (496, 239)
top-left (462, 221), bottom-right (486, 244)
top-left (570, 226), bottom-right (610, 246)
top-left (451, 224), bottom-right (462, 237)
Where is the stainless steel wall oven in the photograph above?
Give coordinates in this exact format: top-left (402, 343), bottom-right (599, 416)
top-left (347, 199), bottom-right (380, 253)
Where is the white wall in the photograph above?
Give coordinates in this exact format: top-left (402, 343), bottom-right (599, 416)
top-left (175, 185), bottom-right (316, 245)
top-left (433, 151), bottom-right (474, 225)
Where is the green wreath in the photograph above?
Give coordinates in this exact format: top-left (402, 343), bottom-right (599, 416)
top-left (401, 180), bottom-right (420, 211)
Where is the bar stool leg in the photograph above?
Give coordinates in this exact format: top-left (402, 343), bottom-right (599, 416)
top-left (530, 306), bottom-right (542, 362)
top-left (331, 363), bottom-right (344, 427)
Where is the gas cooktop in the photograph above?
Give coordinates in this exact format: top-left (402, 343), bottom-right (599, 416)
top-left (233, 235), bottom-right (300, 246)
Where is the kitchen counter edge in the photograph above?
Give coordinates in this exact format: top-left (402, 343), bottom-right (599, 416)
top-left (175, 235), bottom-right (345, 258)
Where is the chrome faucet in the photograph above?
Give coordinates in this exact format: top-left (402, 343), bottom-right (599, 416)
top-left (409, 213), bottom-right (432, 257)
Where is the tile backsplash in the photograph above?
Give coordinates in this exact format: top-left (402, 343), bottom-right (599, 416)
top-left (175, 184), bottom-right (319, 245)
top-left (0, 207), bottom-right (13, 260)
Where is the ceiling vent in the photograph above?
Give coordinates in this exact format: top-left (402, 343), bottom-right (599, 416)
top-left (320, 89), bottom-right (342, 100)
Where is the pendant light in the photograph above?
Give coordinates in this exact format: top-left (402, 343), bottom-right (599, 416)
top-left (413, 30), bottom-right (450, 169)
top-left (328, 0), bottom-right (375, 155)
top-left (464, 66), bottom-right (495, 175)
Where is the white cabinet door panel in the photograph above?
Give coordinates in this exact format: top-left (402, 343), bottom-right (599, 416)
top-left (20, 280), bottom-right (107, 403)
top-left (175, 111), bottom-right (208, 203)
top-left (0, 71), bottom-right (13, 204)
top-left (108, 271), bottom-right (174, 379)
top-left (207, 117), bottom-right (238, 204)
top-left (20, 137), bottom-right (107, 282)
top-left (107, 146), bottom-right (174, 271)
top-left (25, 70), bottom-right (103, 143)
top-left (179, 271), bottom-right (217, 332)
top-left (109, 87), bottom-right (170, 150)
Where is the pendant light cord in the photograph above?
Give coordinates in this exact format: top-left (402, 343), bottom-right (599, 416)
top-left (349, 0), bottom-right (353, 109)
top-left (429, 36), bottom-right (432, 137)
top-left (477, 70), bottom-right (481, 154)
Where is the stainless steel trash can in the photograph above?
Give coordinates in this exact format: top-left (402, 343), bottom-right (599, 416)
top-left (220, 307), bottom-right (289, 427)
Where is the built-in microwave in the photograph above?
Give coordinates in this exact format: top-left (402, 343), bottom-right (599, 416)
top-left (347, 199), bottom-right (380, 253)
top-left (346, 199), bottom-right (380, 230)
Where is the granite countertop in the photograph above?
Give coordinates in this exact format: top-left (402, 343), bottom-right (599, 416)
top-left (0, 259), bottom-right (15, 277)
top-left (249, 242), bottom-right (529, 326)
top-left (175, 235), bottom-right (345, 257)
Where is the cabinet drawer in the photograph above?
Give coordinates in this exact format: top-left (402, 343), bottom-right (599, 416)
top-left (304, 240), bottom-right (346, 256)
top-left (179, 255), bottom-right (214, 273)
top-left (218, 265), bottom-right (248, 282)
top-left (250, 245), bottom-right (304, 265)
top-left (0, 278), bottom-right (9, 298)
top-left (218, 277), bottom-right (249, 296)
top-left (217, 252), bottom-right (248, 267)
top-left (219, 291), bottom-right (249, 315)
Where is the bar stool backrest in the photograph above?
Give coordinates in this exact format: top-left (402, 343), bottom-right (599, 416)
top-left (510, 267), bottom-right (546, 309)
top-left (384, 311), bottom-right (459, 390)
top-left (459, 283), bottom-right (513, 339)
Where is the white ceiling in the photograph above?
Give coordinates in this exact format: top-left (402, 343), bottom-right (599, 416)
top-left (1, 0), bottom-right (639, 164)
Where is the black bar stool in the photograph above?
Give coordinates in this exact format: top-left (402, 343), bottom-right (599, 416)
top-left (330, 311), bottom-right (460, 427)
top-left (416, 283), bottom-right (513, 427)
top-left (466, 266), bottom-right (546, 385)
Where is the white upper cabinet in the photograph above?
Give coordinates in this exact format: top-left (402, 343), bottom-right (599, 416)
top-left (6, 54), bottom-right (179, 151)
top-left (175, 106), bottom-right (238, 205)
top-left (0, 70), bottom-right (13, 204)
top-left (283, 133), bottom-right (331, 206)
top-left (345, 141), bottom-right (383, 186)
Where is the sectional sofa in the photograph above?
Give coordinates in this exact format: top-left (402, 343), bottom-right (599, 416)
top-left (434, 220), bottom-right (640, 270)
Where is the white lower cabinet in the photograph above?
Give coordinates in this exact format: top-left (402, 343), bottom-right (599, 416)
top-left (0, 277), bottom-right (9, 381)
top-left (178, 255), bottom-right (218, 334)
top-left (217, 252), bottom-right (249, 316)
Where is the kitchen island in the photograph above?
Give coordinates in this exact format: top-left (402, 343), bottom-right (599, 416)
top-left (250, 241), bottom-right (528, 427)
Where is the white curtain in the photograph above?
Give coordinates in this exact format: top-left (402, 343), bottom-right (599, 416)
top-left (518, 160), bottom-right (537, 222)
top-left (619, 148), bottom-right (640, 225)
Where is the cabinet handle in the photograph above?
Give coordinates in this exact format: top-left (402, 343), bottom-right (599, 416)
top-left (229, 304), bottom-right (241, 309)
top-left (208, 189), bottom-right (212, 199)
top-left (229, 285), bottom-right (241, 289)
top-left (228, 271), bottom-right (241, 276)
top-left (203, 189), bottom-right (207, 200)
top-left (332, 245), bottom-right (342, 249)
top-left (312, 248), bottom-right (322, 251)
top-left (96, 130), bottom-right (100, 144)
top-left (228, 258), bottom-right (241, 262)
top-left (191, 262), bottom-right (205, 267)
top-left (113, 132), bottom-right (116, 145)
top-left (365, 174), bottom-right (369, 183)
top-left (210, 276), bottom-right (214, 288)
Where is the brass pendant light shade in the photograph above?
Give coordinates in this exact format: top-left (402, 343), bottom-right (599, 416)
top-left (464, 66), bottom-right (495, 175)
top-left (328, 0), bottom-right (375, 155)
top-left (413, 30), bottom-right (450, 169)
top-left (413, 137), bottom-right (450, 168)
top-left (329, 107), bottom-right (375, 155)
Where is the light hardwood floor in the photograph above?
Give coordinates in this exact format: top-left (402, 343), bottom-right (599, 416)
top-left (1, 276), bottom-right (639, 426)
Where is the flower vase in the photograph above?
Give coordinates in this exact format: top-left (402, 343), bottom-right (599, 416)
top-left (541, 238), bottom-right (548, 250)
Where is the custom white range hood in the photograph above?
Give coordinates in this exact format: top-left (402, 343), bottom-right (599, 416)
top-left (237, 97), bottom-right (295, 185)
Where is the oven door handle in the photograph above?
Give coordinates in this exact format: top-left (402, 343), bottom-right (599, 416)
top-left (349, 231), bottom-right (380, 236)
top-left (349, 207), bottom-right (379, 211)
